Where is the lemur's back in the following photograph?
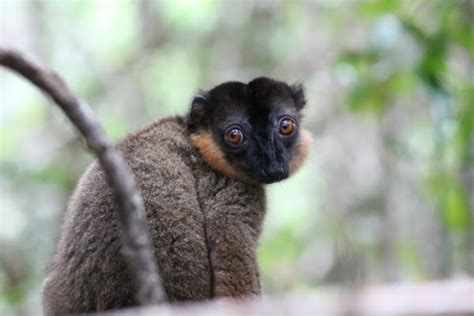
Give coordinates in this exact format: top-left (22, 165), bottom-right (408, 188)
top-left (42, 117), bottom-right (215, 314)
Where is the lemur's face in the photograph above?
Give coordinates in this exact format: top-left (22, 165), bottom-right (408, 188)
top-left (189, 77), bottom-right (311, 185)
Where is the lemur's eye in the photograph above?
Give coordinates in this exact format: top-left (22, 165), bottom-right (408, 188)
top-left (226, 128), bottom-right (244, 145)
top-left (279, 118), bottom-right (296, 136)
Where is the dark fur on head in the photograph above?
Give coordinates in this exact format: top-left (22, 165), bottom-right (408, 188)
top-left (188, 77), bottom-right (311, 184)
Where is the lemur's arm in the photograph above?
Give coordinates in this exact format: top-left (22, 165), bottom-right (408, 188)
top-left (202, 180), bottom-right (266, 298)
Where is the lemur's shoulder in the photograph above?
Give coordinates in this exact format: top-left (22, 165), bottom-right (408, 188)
top-left (113, 115), bottom-right (198, 163)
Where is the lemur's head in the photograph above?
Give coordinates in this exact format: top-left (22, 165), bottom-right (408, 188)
top-left (188, 77), bottom-right (311, 185)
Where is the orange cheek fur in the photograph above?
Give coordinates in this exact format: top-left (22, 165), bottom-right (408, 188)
top-left (289, 129), bottom-right (312, 175)
top-left (191, 131), bottom-right (253, 184)
top-left (191, 129), bottom-right (312, 184)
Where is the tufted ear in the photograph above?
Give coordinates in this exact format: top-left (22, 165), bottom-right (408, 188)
top-left (188, 92), bottom-right (210, 131)
top-left (290, 84), bottom-right (306, 110)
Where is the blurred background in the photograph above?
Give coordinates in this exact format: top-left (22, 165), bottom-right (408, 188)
top-left (0, 0), bottom-right (473, 314)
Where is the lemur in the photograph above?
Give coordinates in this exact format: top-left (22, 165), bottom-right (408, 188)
top-left (42, 77), bottom-right (311, 314)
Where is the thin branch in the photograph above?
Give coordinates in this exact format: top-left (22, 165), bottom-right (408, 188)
top-left (0, 48), bottom-right (167, 305)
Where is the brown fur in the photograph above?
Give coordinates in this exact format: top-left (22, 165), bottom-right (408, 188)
top-left (42, 117), bottom-right (266, 314)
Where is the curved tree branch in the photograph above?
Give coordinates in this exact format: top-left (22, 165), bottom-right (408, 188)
top-left (0, 48), bottom-right (167, 305)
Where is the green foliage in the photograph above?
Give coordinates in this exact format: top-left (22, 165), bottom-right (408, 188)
top-left (359, 0), bottom-right (400, 17)
top-left (338, 0), bottom-right (473, 279)
top-left (426, 173), bottom-right (471, 231)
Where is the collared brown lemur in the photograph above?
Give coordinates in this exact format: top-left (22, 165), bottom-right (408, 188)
top-left (42, 77), bottom-right (312, 314)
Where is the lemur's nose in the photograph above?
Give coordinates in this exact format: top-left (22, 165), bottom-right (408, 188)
top-left (264, 164), bottom-right (289, 181)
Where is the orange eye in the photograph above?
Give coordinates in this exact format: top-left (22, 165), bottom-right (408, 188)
top-left (279, 118), bottom-right (296, 135)
top-left (226, 128), bottom-right (244, 145)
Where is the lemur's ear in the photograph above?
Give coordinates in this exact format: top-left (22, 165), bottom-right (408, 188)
top-left (290, 84), bottom-right (306, 110)
top-left (189, 92), bottom-right (210, 131)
